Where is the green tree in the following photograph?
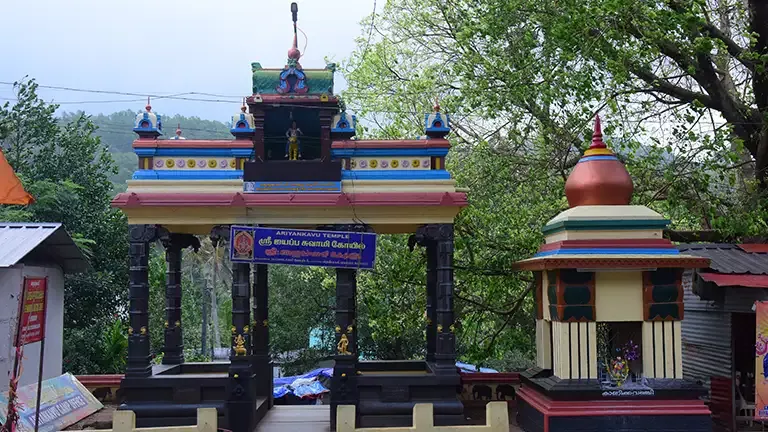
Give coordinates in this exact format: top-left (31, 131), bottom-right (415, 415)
top-left (0, 79), bottom-right (130, 371)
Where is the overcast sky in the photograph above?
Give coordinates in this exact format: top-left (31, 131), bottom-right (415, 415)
top-left (0, 0), bottom-right (374, 121)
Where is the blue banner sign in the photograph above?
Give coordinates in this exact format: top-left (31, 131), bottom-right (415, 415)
top-left (243, 181), bottom-right (342, 193)
top-left (230, 226), bottom-right (376, 269)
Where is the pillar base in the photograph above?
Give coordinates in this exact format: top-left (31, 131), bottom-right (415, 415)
top-left (516, 369), bottom-right (711, 432)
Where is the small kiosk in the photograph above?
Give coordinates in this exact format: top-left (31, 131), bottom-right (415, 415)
top-left (514, 117), bottom-right (713, 432)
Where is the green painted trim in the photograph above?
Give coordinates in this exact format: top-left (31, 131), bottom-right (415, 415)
top-left (541, 218), bottom-right (670, 235)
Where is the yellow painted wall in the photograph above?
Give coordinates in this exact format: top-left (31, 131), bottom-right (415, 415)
top-left (595, 271), bottom-right (644, 322)
top-left (642, 320), bottom-right (683, 379)
top-left (535, 319), bottom-right (551, 369)
top-left (542, 272), bottom-right (550, 321)
top-left (545, 229), bottom-right (663, 243)
top-left (551, 321), bottom-right (597, 379)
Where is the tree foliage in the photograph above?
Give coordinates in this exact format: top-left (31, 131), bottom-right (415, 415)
top-left (0, 80), bottom-right (131, 372)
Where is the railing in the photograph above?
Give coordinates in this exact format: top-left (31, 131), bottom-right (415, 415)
top-left (66, 408), bottom-right (217, 432)
top-left (336, 402), bottom-right (509, 432)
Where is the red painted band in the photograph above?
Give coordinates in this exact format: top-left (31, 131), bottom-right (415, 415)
top-left (332, 139), bottom-right (451, 149)
top-left (133, 139), bottom-right (254, 149)
top-left (517, 386), bottom-right (711, 417)
top-left (112, 192), bottom-right (469, 208)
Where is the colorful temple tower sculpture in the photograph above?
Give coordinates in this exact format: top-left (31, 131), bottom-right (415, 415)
top-left (514, 117), bottom-right (713, 432)
top-left (110, 3), bottom-right (467, 432)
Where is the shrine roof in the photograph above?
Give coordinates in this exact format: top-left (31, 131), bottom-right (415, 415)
top-left (251, 63), bottom-right (335, 96)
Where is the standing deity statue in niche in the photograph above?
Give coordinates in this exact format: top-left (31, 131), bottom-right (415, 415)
top-left (285, 121), bottom-right (303, 160)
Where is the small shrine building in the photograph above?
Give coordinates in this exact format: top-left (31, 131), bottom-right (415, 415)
top-left (513, 117), bottom-right (714, 432)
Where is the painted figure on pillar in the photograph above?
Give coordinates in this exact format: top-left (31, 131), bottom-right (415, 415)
top-left (285, 121), bottom-right (303, 160)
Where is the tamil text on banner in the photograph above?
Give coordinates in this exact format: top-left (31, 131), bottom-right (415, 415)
top-left (0, 373), bottom-right (103, 432)
top-left (230, 226), bottom-right (377, 269)
top-left (16, 277), bottom-right (47, 345)
top-left (756, 301), bottom-right (768, 420)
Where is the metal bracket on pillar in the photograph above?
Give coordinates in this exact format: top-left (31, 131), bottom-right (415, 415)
top-left (127, 224), bottom-right (160, 378)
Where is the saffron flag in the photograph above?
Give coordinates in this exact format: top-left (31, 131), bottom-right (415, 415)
top-left (0, 147), bottom-right (34, 205)
top-left (756, 301), bottom-right (768, 419)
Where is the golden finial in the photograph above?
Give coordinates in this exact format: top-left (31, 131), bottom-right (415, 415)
top-left (347, 325), bottom-right (353, 334)
top-left (243, 325), bottom-right (250, 333)
top-left (263, 319), bottom-right (269, 327)
top-left (437, 324), bottom-right (443, 333)
top-left (164, 321), bottom-right (169, 328)
top-left (140, 326), bottom-right (147, 335)
top-left (128, 327), bottom-right (134, 335)
top-left (335, 325), bottom-right (341, 333)
top-left (231, 326), bottom-right (237, 334)
top-left (175, 320), bottom-right (181, 328)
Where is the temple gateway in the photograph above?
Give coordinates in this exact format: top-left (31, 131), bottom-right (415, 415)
top-left (112, 3), bottom-right (466, 431)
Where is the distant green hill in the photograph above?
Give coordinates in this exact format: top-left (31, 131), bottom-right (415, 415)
top-left (60, 110), bottom-right (233, 192)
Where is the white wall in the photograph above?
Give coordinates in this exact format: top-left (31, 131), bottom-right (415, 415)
top-left (0, 264), bottom-right (64, 392)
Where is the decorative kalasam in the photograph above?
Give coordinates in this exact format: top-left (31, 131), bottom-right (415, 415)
top-left (564, 115), bottom-right (634, 207)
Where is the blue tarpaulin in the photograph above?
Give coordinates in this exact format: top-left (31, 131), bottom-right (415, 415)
top-left (273, 363), bottom-right (497, 399)
top-left (273, 368), bottom-right (333, 399)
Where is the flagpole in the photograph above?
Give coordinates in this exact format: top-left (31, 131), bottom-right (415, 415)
top-left (33, 277), bottom-right (48, 432)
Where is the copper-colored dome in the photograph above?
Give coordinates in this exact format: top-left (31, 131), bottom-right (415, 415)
top-left (564, 116), bottom-right (634, 207)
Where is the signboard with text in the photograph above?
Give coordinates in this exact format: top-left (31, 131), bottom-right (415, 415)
top-left (16, 277), bottom-right (47, 346)
top-left (0, 373), bottom-right (103, 432)
top-left (230, 226), bottom-right (376, 269)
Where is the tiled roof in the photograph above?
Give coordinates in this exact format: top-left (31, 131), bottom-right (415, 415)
top-left (677, 243), bottom-right (768, 275)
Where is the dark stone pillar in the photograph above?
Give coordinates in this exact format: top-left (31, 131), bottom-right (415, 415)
top-left (159, 232), bottom-right (200, 365)
top-left (252, 108), bottom-right (265, 161)
top-left (330, 267), bottom-right (358, 429)
top-left (127, 225), bottom-right (158, 378)
top-left (319, 109), bottom-right (332, 161)
top-left (416, 224), bottom-right (456, 375)
top-left (228, 259), bottom-right (253, 432)
top-left (426, 240), bottom-right (438, 363)
top-left (433, 224), bottom-right (456, 374)
top-left (251, 264), bottom-right (272, 406)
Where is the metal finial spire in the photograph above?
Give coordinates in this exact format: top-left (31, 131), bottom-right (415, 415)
top-left (288, 3), bottom-right (301, 61)
top-left (145, 96), bottom-right (151, 112)
top-left (589, 114), bottom-right (606, 150)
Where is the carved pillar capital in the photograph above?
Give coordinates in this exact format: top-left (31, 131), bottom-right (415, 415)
top-left (160, 231), bottom-right (201, 252)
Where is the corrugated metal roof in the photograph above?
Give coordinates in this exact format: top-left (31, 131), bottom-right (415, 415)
top-left (0, 223), bottom-right (87, 273)
top-left (677, 243), bottom-right (768, 275)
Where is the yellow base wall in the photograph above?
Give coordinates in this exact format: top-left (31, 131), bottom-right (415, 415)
top-left (551, 321), bottom-right (597, 379)
top-left (642, 320), bottom-right (683, 379)
top-left (535, 319), bottom-right (552, 369)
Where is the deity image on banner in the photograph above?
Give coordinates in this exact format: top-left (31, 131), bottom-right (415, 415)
top-left (285, 120), bottom-right (303, 160)
top-left (232, 229), bottom-right (255, 260)
top-left (755, 302), bottom-right (768, 420)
